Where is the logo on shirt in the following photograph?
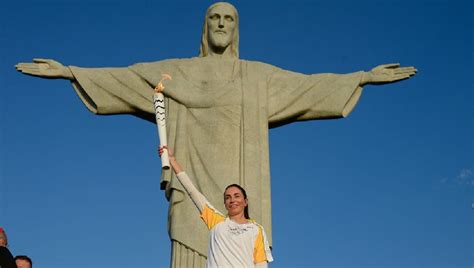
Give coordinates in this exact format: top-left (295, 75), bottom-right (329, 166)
top-left (227, 223), bottom-right (254, 236)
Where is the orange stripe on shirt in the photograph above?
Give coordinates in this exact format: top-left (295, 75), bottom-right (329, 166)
top-left (200, 204), bottom-right (225, 230)
top-left (253, 225), bottom-right (267, 263)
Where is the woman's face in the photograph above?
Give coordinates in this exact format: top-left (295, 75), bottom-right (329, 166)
top-left (224, 186), bottom-right (248, 217)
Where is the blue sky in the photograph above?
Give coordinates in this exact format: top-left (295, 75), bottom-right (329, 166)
top-left (1, 0), bottom-right (472, 267)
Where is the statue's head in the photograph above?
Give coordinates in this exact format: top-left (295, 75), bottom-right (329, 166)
top-left (199, 2), bottom-right (239, 58)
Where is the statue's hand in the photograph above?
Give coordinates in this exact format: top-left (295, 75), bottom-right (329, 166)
top-left (361, 63), bottom-right (417, 86)
top-left (15, 58), bottom-right (74, 80)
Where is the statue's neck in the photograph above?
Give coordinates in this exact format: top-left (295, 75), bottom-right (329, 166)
top-left (208, 45), bottom-right (234, 59)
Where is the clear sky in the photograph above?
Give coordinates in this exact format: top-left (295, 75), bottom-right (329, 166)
top-left (1, 0), bottom-right (472, 267)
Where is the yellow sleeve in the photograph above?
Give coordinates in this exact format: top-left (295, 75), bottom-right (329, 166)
top-left (200, 204), bottom-right (225, 229)
top-left (253, 226), bottom-right (268, 263)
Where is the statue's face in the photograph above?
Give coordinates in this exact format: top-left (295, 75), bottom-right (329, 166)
top-left (206, 4), bottom-right (236, 51)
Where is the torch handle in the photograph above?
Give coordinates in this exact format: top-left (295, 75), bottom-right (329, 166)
top-left (153, 92), bottom-right (170, 169)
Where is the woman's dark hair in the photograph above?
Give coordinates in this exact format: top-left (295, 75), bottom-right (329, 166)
top-left (14, 255), bottom-right (32, 267)
top-left (224, 184), bottom-right (250, 219)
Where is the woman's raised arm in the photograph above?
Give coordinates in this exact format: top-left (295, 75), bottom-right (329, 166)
top-left (159, 146), bottom-right (207, 213)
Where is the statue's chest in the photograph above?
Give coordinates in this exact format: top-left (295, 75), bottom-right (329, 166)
top-left (186, 67), bottom-right (243, 130)
top-left (192, 77), bottom-right (242, 106)
top-left (188, 60), bottom-right (241, 91)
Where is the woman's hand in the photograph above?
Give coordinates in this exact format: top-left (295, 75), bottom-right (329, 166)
top-left (158, 145), bottom-right (174, 158)
top-left (158, 146), bottom-right (182, 173)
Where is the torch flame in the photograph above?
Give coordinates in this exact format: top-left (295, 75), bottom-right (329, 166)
top-left (155, 73), bottom-right (172, 93)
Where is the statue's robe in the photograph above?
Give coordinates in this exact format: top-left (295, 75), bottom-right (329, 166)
top-left (69, 57), bottom-right (363, 265)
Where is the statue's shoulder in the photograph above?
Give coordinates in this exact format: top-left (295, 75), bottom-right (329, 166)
top-left (132, 57), bottom-right (195, 68)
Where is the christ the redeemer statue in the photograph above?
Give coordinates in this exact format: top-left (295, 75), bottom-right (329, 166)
top-left (16, 2), bottom-right (416, 267)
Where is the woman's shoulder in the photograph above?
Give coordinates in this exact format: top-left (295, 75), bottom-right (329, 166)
top-left (248, 220), bottom-right (267, 231)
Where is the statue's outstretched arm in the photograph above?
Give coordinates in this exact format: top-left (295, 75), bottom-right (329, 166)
top-left (360, 63), bottom-right (417, 86)
top-left (15, 58), bottom-right (74, 80)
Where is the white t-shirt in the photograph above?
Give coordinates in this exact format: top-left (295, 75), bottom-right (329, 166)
top-left (201, 204), bottom-right (273, 268)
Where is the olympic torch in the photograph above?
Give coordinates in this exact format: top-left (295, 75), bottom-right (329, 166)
top-left (153, 74), bottom-right (172, 169)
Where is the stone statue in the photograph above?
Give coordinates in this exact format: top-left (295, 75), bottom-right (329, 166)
top-left (15, 2), bottom-right (416, 267)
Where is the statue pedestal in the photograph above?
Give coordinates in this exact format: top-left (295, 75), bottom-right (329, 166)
top-left (171, 240), bottom-right (206, 268)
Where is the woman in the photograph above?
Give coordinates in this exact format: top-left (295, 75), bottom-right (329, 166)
top-left (160, 147), bottom-right (273, 268)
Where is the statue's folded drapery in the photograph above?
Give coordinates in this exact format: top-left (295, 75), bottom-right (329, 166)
top-left (70, 57), bottom-right (363, 257)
